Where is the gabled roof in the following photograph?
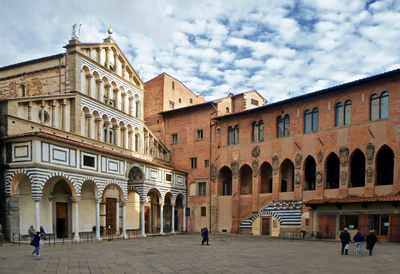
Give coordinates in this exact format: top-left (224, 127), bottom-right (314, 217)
top-left (0, 53), bottom-right (65, 72)
top-left (214, 68), bottom-right (400, 121)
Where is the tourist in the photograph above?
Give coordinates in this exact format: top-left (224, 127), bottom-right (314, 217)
top-left (40, 226), bottom-right (47, 240)
top-left (353, 229), bottom-right (364, 256)
top-left (31, 231), bottom-right (41, 257)
top-left (202, 227), bottom-right (209, 245)
top-left (366, 230), bottom-right (378, 256)
top-left (339, 227), bottom-right (350, 255)
top-left (28, 225), bottom-right (35, 238)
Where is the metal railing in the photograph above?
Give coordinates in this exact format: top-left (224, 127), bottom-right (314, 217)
top-left (279, 231), bottom-right (321, 240)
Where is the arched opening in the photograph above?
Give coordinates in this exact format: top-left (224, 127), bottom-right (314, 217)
top-left (146, 189), bottom-right (161, 233)
top-left (239, 164), bottom-right (252, 194)
top-left (280, 159), bottom-right (294, 192)
top-left (79, 181), bottom-right (97, 233)
top-left (350, 149), bottom-right (365, 187)
top-left (128, 167), bottom-right (144, 183)
top-left (304, 156), bottom-right (316, 191)
top-left (260, 162), bottom-right (273, 193)
top-left (10, 174), bottom-right (34, 235)
top-left (325, 153), bottom-right (340, 189)
top-left (218, 166), bottom-right (232, 196)
top-left (126, 189), bottom-right (140, 231)
top-left (163, 193), bottom-right (173, 232)
top-left (175, 194), bottom-right (184, 232)
top-left (102, 184), bottom-right (124, 235)
top-left (376, 145), bottom-right (394, 185)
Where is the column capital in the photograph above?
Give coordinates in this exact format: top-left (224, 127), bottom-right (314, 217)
top-left (71, 197), bottom-right (80, 203)
top-left (95, 118), bottom-right (103, 122)
top-left (104, 83), bottom-right (111, 89)
top-left (104, 121), bottom-right (111, 126)
top-left (113, 88), bottom-right (119, 93)
top-left (112, 124), bottom-right (120, 130)
top-left (121, 126), bottom-right (127, 131)
top-left (85, 114), bottom-right (93, 119)
top-left (96, 79), bottom-right (103, 84)
top-left (86, 74), bottom-right (94, 79)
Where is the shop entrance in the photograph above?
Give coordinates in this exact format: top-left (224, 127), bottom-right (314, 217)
top-left (370, 215), bottom-right (389, 242)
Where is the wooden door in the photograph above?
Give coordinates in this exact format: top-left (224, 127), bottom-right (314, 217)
top-left (358, 214), bottom-right (369, 236)
top-left (106, 198), bottom-right (117, 234)
top-left (318, 214), bottom-right (336, 239)
top-left (56, 202), bottom-right (68, 238)
top-left (262, 218), bottom-right (270, 235)
top-left (389, 214), bottom-right (400, 242)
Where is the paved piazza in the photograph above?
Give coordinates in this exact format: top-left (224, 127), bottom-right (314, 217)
top-left (0, 234), bottom-right (399, 273)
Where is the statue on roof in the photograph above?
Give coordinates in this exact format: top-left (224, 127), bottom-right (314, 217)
top-left (72, 23), bottom-right (81, 40)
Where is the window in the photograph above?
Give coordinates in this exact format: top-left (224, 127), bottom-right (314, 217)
top-left (169, 101), bottom-right (175, 109)
top-left (204, 159), bottom-right (209, 168)
top-left (341, 215), bottom-right (359, 229)
top-left (335, 101), bottom-right (351, 126)
top-left (198, 182), bottom-right (206, 196)
top-left (21, 84), bottom-right (26, 97)
top-left (196, 129), bottom-right (204, 140)
top-left (370, 92), bottom-right (389, 120)
top-left (228, 125), bottom-right (239, 145)
top-left (277, 114), bottom-right (290, 137)
top-left (190, 98), bottom-right (193, 104)
top-left (109, 99), bottom-right (115, 107)
top-left (172, 81), bottom-right (175, 89)
top-left (83, 155), bottom-right (95, 167)
top-left (178, 98), bottom-right (181, 103)
top-left (190, 157), bottom-right (197, 169)
top-left (201, 206), bottom-right (207, 216)
top-left (226, 107), bottom-right (230, 113)
top-left (166, 174), bottom-right (172, 182)
top-left (252, 120), bottom-right (264, 142)
top-left (171, 133), bottom-right (178, 144)
top-left (251, 99), bottom-right (259, 106)
top-left (376, 145), bottom-right (394, 185)
top-left (216, 127), bottom-right (220, 135)
top-left (304, 107), bottom-right (318, 133)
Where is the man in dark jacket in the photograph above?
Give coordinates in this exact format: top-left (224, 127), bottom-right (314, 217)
top-left (366, 230), bottom-right (378, 256)
top-left (201, 227), bottom-right (209, 245)
top-left (31, 231), bottom-right (41, 256)
top-left (340, 227), bottom-right (351, 255)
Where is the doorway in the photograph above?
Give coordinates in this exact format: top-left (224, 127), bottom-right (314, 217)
top-left (145, 206), bottom-right (150, 233)
top-left (370, 215), bottom-right (389, 242)
top-left (56, 202), bottom-right (68, 238)
top-left (318, 214), bottom-right (336, 239)
top-left (106, 198), bottom-right (117, 234)
top-left (262, 218), bottom-right (270, 235)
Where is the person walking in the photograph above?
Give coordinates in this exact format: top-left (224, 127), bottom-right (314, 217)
top-left (201, 227), bottom-right (209, 245)
top-left (28, 225), bottom-right (35, 238)
top-left (40, 226), bottom-right (47, 240)
top-left (340, 227), bottom-right (351, 255)
top-left (366, 230), bottom-right (378, 256)
top-left (353, 229), bottom-right (364, 256)
top-left (31, 231), bottom-right (41, 257)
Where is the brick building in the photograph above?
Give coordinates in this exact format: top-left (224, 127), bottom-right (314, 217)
top-left (145, 69), bottom-right (400, 242)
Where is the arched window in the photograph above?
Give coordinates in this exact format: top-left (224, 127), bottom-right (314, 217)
top-left (260, 162), bottom-right (273, 193)
top-left (325, 153), bottom-right (340, 189)
top-left (280, 159), bottom-right (294, 192)
top-left (277, 114), bottom-right (290, 137)
top-left (239, 165), bottom-right (252, 194)
top-left (252, 120), bottom-right (264, 142)
top-left (370, 92), bottom-right (389, 120)
top-left (219, 166), bottom-right (232, 195)
top-left (350, 149), bottom-right (365, 187)
top-left (376, 145), bottom-right (394, 185)
top-left (304, 156), bottom-right (316, 191)
top-left (335, 102), bottom-right (343, 126)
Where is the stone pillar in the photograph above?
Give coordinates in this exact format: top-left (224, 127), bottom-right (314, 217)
top-left (171, 204), bottom-right (175, 234)
top-left (115, 201), bottom-right (120, 235)
top-left (95, 200), bottom-right (101, 240)
top-left (140, 201), bottom-right (146, 236)
top-left (105, 48), bottom-right (111, 69)
top-left (121, 63), bottom-right (126, 79)
top-left (121, 127), bottom-right (128, 149)
top-left (113, 125), bottom-right (120, 146)
top-left (159, 203), bottom-right (164, 234)
top-left (113, 88), bottom-right (119, 109)
top-left (86, 114), bottom-right (93, 138)
top-left (121, 92), bottom-right (127, 113)
top-left (182, 206), bottom-right (186, 232)
top-left (51, 100), bottom-right (56, 127)
top-left (34, 199), bottom-right (40, 232)
top-left (104, 121), bottom-right (111, 143)
top-left (73, 199), bottom-right (80, 242)
top-left (86, 74), bottom-right (93, 97)
top-left (104, 84), bottom-right (111, 104)
top-left (27, 102), bottom-right (32, 121)
top-left (122, 201), bottom-right (127, 239)
top-left (61, 100), bottom-right (67, 131)
top-left (40, 101), bottom-right (45, 124)
top-left (95, 118), bottom-right (103, 141)
top-left (128, 129), bottom-right (133, 150)
top-left (129, 98), bottom-right (134, 116)
top-left (96, 79), bottom-right (103, 101)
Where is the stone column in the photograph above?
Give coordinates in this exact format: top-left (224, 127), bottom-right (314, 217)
top-left (104, 121), bottom-right (111, 143)
top-left (113, 125), bottom-right (120, 146)
top-left (182, 206), bottom-right (186, 232)
top-left (73, 199), bottom-right (80, 242)
top-left (95, 118), bottom-right (103, 141)
top-left (34, 199), bottom-right (40, 232)
top-left (159, 203), bottom-right (164, 234)
top-left (128, 129), bottom-right (134, 150)
top-left (27, 102), bottom-right (32, 121)
top-left (115, 201), bottom-right (120, 235)
top-left (96, 199), bottom-right (101, 240)
top-left (86, 74), bottom-right (93, 97)
top-left (140, 201), bottom-right (146, 236)
top-left (171, 204), bottom-right (175, 234)
top-left (121, 127), bottom-right (128, 149)
top-left (86, 114), bottom-right (93, 138)
top-left (122, 201), bottom-right (127, 239)
top-left (129, 98), bottom-right (134, 116)
top-left (121, 63), bottom-right (126, 79)
top-left (105, 48), bottom-right (111, 69)
top-left (104, 84), bottom-right (111, 104)
top-left (96, 79), bottom-right (103, 101)
top-left (121, 92), bottom-right (126, 113)
top-left (61, 100), bottom-right (67, 131)
top-left (40, 101), bottom-right (45, 124)
top-left (51, 100), bottom-right (56, 128)
top-left (113, 88), bottom-right (119, 109)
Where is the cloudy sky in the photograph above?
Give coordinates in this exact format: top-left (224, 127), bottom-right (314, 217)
top-left (1, 0), bottom-right (400, 102)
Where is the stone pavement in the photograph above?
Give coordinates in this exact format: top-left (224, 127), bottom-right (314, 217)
top-left (1, 233), bottom-right (400, 273)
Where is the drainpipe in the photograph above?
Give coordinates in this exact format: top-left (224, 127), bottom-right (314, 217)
top-left (209, 104), bottom-right (218, 232)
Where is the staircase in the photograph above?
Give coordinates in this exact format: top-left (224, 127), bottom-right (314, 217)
top-left (239, 201), bottom-right (302, 232)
